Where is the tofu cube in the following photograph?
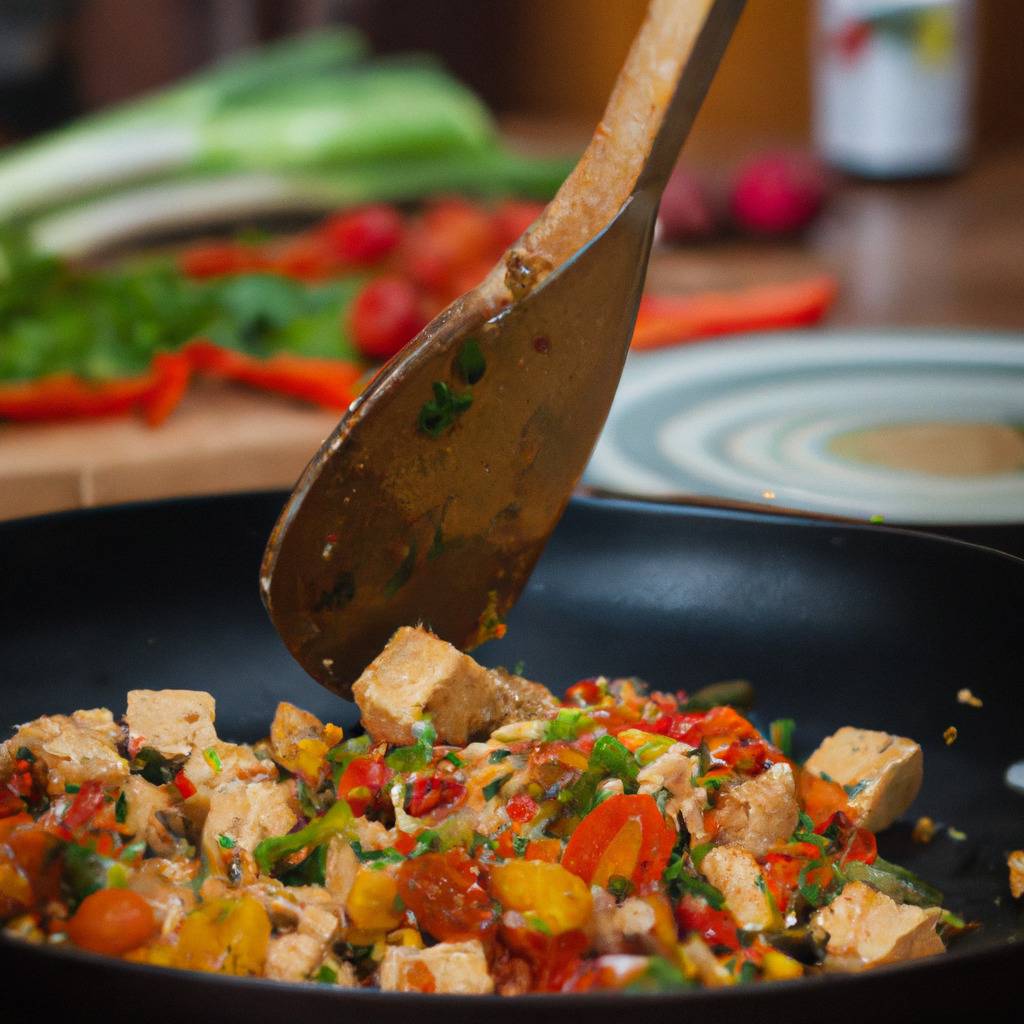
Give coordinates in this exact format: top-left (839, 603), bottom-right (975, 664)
top-left (265, 933), bottom-right (322, 982)
top-left (353, 627), bottom-right (502, 745)
top-left (126, 689), bottom-right (217, 759)
top-left (379, 940), bottom-right (494, 994)
top-left (805, 727), bottom-right (923, 832)
top-left (813, 881), bottom-right (944, 970)
top-left (201, 780), bottom-right (297, 868)
top-left (700, 845), bottom-right (775, 931)
top-left (713, 762), bottom-right (799, 857)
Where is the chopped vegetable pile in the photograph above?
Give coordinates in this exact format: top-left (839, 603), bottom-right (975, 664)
top-left (0, 626), bottom-right (966, 994)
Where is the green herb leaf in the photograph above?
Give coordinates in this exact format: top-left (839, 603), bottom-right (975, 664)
top-left (511, 834), bottom-right (530, 857)
top-left (114, 791), bottom-right (128, 824)
top-left (218, 834), bottom-right (236, 849)
top-left (843, 857), bottom-right (943, 907)
top-left (624, 956), bottom-right (694, 993)
top-left (314, 965), bottom-right (338, 985)
top-left (131, 746), bottom-right (183, 786)
top-left (843, 780), bottom-right (869, 799)
top-left (15, 746), bottom-right (34, 762)
top-left (454, 338), bottom-right (486, 384)
top-left (607, 875), bottom-right (634, 900)
top-left (418, 380), bottom-right (473, 437)
top-left (483, 773), bottom-right (512, 801)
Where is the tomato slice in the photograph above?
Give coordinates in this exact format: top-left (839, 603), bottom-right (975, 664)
top-left (561, 794), bottom-right (675, 888)
top-left (397, 850), bottom-right (496, 943)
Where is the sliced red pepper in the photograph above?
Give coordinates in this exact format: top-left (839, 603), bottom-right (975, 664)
top-left (676, 893), bottom-right (739, 950)
top-left (561, 793), bottom-right (675, 888)
top-left (144, 351), bottom-right (192, 427)
top-left (0, 370), bottom-right (161, 422)
top-left (334, 756), bottom-right (392, 817)
top-left (172, 770), bottom-right (196, 800)
top-left (179, 242), bottom-right (268, 279)
top-left (183, 339), bottom-right (362, 410)
top-left (631, 275), bottom-right (838, 351)
top-left (63, 781), bottom-right (106, 831)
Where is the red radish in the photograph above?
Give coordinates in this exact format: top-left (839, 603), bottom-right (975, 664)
top-left (350, 276), bottom-right (427, 361)
top-left (730, 152), bottom-right (828, 236)
top-left (657, 165), bottom-right (717, 242)
top-left (321, 204), bottom-right (403, 265)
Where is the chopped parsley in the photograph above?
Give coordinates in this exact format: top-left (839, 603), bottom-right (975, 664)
top-left (418, 380), bottom-right (473, 437)
top-left (454, 338), bottom-right (486, 384)
top-left (844, 780), bottom-right (869, 799)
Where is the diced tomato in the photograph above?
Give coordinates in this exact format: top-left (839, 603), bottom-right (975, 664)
top-left (506, 793), bottom-right (539, 823)
top-left (67, 888), bottom-right (156, 956)
top-left (406, 775), bottom-right (466, 819)
top-left (797, 769), bottom-right (850, 827)
top-left (349, 276), bottom-right (427, 361)
top-left (564, 679), bottom-right (603, 707)
top-left (561, 794), bottom-right (675, 888)
top-left (172, 770), bottom-right (196, 800)
top-left (63, 781), bottom-right (106, 831)
top-left (843, 827), bottom-right (877, 865)
top-left (760, 852), bottom-right (805, 915)
top-left (676, 894), bottom-right (738, 950)
top-left (334, 756), bottom-right (393, 816)
top-left (320, 204), bottom-right (403, 265)
top-left (524, 838), bottom-right (562, 863)
top-left (500, 925), bottom-right (589, 992)
top-left (397, 849), bottom-right (496, 943)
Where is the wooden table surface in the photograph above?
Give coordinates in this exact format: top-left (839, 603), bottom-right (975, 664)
top-left (3, 147), bottom-right (1023, 522)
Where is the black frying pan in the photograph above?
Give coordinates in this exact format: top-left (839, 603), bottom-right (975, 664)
top-left (2, 493), bottom-right (1022, 1021)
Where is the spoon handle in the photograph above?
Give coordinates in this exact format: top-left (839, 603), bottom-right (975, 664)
top-left (503, 0), bottom-right (746, 298)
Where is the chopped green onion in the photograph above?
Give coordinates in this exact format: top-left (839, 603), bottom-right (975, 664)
top-left (443, 752), bottom-right (464, 768)
top-left (314, 965), bottom-right (338, 985)
top-left (483, 774), bottom-right (513, 801)
top-left (114, 791), bottom-right (128, 824)
top-left (218, 834), bottom-right (236, 849)
top-left (488, 749), bottom-right (512, 764)
top-left (543, 708), bottom-right (592, 742)
top-left (203, 747), bottom-right (222, 773)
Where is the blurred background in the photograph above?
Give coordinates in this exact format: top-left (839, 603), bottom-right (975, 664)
top-left (1, 0), bottom-right (1022, 547)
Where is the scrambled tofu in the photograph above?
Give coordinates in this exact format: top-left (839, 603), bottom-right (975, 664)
top-left (713, 762), bottom-right (799, 858)
top-left (379, 939), bottom-right (494, 994)
top-left (700, 845), bottom-right (775, 931)
top-left (126, 689), bottom-right (216, 760)
top-left (813, 881), bottom-right (943, 970)
top-left (2, 708), bottom-right (128, 795)
top-left (352, 626), bottom-right (555, 745)
top-left (805, 727), bottom-right (923, 832)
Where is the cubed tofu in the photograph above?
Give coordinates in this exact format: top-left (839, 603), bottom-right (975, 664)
top-left (269, 702), bottom-right (325, 776)
top-left (805, 727), bottom-right (923, 832)
top-left (183, 740), bottom-right (276, 796)
top-left (637, 745), bottom-right (708, 841)
top-left (379, 940), bottom-right (494, 994)
top-left (126, 690), bottom-right (216, 760)
top-left (813, 881), bottom-right (944, 971)
top-left (3, 709), bottom-right (128, 795)
top-left (265, 932), bottom-right (323, 982)
top-left (713, 763), bottom-right (799, 858)
top-left (325, 837), bottom-right (360, 907)
top-left (353, 627), bottom-right (502, 745)
top-left (200, 780), bottom-right (297, 867)
top-left (120, 775), bottom-right (179, 856)
top-left (700, 845), bottom-right (775, 931)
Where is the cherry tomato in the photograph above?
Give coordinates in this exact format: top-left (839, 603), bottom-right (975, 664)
top-left (561, 794), bottom-right (675, 888)
top-left (67, 888), bottom-right (156, 956)
top-left (397, 849), bottom-right (496, 943)
top-left (321, 205), bottom-right (403, 265)
top-left (405, 775), bottom-right (466, 819)
top-left (402, 198), bottom-right (496, 296)
top-left (350, 277), bottom-right (427, 361)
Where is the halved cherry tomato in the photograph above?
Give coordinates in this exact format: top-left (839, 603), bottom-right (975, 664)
top-left (397, 849), bottom-right (496, 943)
top-left (67, 888), bottom-right (156, 956)
top-left (561, 794), bottom-right (675, 888)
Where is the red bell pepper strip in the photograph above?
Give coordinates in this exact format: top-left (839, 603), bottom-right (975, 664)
top-left (0, 370), bottom-right (161, 422)
top-left (183, 339), bottom-right (361, 410)
top-left (631, 275), bottom-right (838, 350)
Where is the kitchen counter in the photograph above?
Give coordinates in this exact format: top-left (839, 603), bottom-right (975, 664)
top-left (3, 146), bottom-right (1022, 522)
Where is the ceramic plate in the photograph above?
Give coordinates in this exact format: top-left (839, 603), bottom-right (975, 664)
top-left (585, 331), bottom-right (1024, 525)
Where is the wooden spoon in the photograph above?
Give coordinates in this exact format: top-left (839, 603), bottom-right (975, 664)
top-left (262, 0), bottom-right (746, 695)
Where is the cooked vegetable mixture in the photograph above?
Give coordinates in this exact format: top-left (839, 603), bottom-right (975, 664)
top-left (0, 626), bottom-right (961, 993)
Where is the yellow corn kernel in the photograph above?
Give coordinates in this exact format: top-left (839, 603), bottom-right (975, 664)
top-left (296, 737), bottom-right (329, 779)
top-left (490, 860), bottom-right (592, 935)
top-left (346, 868), bottom-right (402, 931)
top-left (762, 950), bottom-right (804, 981)
top-left (173, 897), bottom-right (270, 975)
top-left (387, 927), bottom-right (424, 948)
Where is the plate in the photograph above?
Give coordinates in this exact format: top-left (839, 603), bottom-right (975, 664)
top-left (2, 493), bottom-right (1023, 1021)
top-left (585, 331), bottom-right (1024, 525)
